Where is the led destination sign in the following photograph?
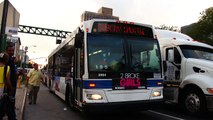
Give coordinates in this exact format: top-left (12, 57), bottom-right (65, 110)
top-left (92, 22), bottom-right (153, 38)
top-left (113, 73), bottom-right (146, 90)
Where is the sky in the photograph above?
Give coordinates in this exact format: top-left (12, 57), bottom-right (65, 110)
top-left (1, 0), bottom-right (213, 65)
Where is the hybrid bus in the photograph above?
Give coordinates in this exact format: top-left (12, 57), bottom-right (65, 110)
top-left (47, 19), bottom-right (164, 113)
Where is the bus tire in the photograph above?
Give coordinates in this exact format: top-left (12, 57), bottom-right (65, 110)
top-left (182, 88), bottom-right (206, 116)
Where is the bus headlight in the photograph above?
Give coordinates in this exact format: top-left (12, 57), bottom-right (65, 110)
top-left (152, 91), bottom-right (161, 97)
top-left (87, 94), bottom-right (103, 100)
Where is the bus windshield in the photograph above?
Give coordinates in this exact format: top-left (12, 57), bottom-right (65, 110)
top-left (180, 45), bottom-right (213, 61)
top-left (87, 34), bottom-right (161, 73)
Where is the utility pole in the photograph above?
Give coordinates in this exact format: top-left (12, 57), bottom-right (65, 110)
top-left (23, 46), bottom-right (28, 68)
top-left (0, 0), bottom-right (9, 52)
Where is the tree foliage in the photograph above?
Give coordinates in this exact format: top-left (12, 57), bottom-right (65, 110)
top-left (156, 24), bottom-right (179, 32)
top-left (185, 7), bottom-right (213, 45)
top-left (198, 7), bottom-right (213, 41)
top-left (157, 7), bottom-right (213, 45)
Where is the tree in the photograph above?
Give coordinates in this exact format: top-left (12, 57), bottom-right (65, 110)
top-left (184, 7), bottom-right (213, 45)
top-left (156, 24), bottom-right (180, 32)
top-left (198, 7), bottom-right (213, 44)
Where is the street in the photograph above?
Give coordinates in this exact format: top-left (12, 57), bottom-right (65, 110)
top-left (24, 84), bottom-right (212, 120)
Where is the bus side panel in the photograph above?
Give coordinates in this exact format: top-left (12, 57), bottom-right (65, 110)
top-left (52, 76), bottom-right (67, 100)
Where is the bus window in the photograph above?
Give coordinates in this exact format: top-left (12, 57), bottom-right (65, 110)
top-left (88, 34), bottom-right (125, 72)
top-left (128, 37), bottom-right (161, 72)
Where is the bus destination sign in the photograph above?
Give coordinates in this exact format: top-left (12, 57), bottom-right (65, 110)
top-left (92, 22), bottom-right (153, 38)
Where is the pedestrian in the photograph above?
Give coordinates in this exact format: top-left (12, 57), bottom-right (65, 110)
top-left (0, 52), bottom-right (15, 120)
top-left (5, 44), bottom-right (17, 119)
top-left (26, 63), bottom-right (44, 104)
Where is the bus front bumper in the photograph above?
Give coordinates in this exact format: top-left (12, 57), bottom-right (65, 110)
top-left (82, 99), bottom-right (164, 113)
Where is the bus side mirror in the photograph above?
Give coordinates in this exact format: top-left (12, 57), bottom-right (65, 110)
top-left (70, 72), bottom-right (73, 77)
top-left (70, 67), bottom-right (73, 77)
top-left (75, 29), bottom-right (84, 48)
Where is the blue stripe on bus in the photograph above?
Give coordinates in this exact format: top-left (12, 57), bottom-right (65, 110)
top-left (83, 80), bottom-right (112, 89)
top-left (146, 79), bottom-right (163, 87)
top-left (83, 79), bottom-right (163, 89)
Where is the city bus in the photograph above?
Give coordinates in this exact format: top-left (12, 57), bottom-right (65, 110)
top-left (47, 19), bottom-right (164, 113)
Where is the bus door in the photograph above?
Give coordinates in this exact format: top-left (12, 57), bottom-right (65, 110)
top-left (73, 48), bottom-right (83, 106)
top-left (164, 47), bottom-right (182, 103)
top-left (73, 31), bottom-right (84, 106)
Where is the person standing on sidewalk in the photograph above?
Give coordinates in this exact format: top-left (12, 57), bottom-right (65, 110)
top-left (0, 52), bottom-right (15, 120)
top-left (26, 63), bottom-right (44, 104)
top-left (5, 44), bottom-right (17, 120)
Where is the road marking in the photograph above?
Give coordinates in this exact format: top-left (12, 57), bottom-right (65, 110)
top-left (148, 110), bottom-right (185, 120)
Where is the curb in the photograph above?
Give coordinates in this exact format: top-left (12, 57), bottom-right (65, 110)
top-left (19, 87), bottom-right (27, 120)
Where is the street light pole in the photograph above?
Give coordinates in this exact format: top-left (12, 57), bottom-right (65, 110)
top-left (0, 0), bottom-right (9, 52)
top-left (23, 46), bottom-right (28, 68)
top-left (23, 45), bottom-right (36, 68)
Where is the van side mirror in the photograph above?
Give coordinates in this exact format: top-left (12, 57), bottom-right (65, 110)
top-left (163, 61), bottom-right (167, 72)
top-left (75, 29), bottom-right (84, 48)
top-left (168, 49), bottom-right (174, 62)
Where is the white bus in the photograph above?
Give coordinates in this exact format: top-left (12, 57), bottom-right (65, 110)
top-left (47, 19), bottom-right (164, 113)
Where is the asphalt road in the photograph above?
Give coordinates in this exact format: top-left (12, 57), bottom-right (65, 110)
top-left (24, 84), bottom-right (212, 120)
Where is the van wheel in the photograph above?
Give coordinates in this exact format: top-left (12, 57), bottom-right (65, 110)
top-left (182, 89), bottom-right (206, 116)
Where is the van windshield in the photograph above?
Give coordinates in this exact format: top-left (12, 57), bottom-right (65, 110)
top-left (180, 45), bottom-right (213, 61)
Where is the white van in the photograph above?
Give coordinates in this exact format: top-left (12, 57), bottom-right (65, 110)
top-left (155, 29), bottom-right (213, 115)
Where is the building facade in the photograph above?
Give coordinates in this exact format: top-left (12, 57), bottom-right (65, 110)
top-left (81, 7), bottom-right (119, 22)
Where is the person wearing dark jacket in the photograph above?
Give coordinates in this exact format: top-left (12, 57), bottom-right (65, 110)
top-left (5, 44), bottom-right (17, 120)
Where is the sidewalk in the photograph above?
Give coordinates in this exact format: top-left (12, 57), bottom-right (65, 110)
top-left (3, 85), bottom-right (27, 120)
top-left (16, 85), bottom-right (27, 120)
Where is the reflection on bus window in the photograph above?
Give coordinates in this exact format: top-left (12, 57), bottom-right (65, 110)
top-left (54, 44), bottom-right (73, 77)
top-left (88, 34), bottom-right (125, 72)
top-left (128, 37), bottom-right (160, 72)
